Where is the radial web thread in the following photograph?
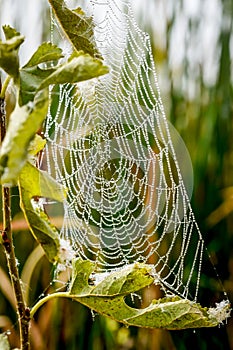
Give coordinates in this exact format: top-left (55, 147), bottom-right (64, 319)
top-left (43, 0), bottom-right (218, 302)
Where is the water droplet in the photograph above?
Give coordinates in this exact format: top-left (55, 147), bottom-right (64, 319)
top-left (91, 309), bottom-right (96, 321)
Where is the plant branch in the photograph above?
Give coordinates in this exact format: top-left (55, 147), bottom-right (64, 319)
top-left (0, 76), bottom-right (30, 350)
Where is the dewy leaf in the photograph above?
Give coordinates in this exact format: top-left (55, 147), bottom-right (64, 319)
top-left (48, 0), bottom-right (102, 58)
top-left (0, 333), bottom-right (10, 350)
top-left (18, 161), bottom-right (66, 263)
top-left (38, 52), bottom-right (109, 90)
top-left (70, 259), bottom-right (155, 296)
top-left (66, 260), bottom-right (231, 330)
top-left (0, 25), bottom-right (24, 81)
top-left (90, 263), bottom-right (155, 296)
top-left (0, 89), bottom-right (49, 186)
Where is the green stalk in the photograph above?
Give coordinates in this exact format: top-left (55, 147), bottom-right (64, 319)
top-left (30, 292), bottom-right (69, 318)
top-left (0, 75), bottom-right (11, 99)
top-left (0, 76), bottom-right (31, 350)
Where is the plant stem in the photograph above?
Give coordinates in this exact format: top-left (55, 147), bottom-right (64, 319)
top-left (0, 76), bottom-right (31, 350)
top-left (30, 292), bottom-right (69, 318)
top-left (0, 75), bottom-right (11, 99)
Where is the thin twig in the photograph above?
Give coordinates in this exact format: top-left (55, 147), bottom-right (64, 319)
top-left (0, 76), bottom-right (31, 350)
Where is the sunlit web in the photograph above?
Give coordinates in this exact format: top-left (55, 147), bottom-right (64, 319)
top-left (42, 0), bottom-right (221, 302)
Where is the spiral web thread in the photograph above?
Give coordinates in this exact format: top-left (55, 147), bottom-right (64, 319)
top-left (43, 0), bottom-right (208, 302)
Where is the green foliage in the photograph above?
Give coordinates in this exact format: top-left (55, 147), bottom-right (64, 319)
top-left (0, 0), bottom-right (108, 268)
top-left (70, 259), bottom-right (155, 296)
top-left (68, 260), bottom-right (230, 330)
top-left (24, 42), bottom-right (63, 67)
top-left (0, 0), bottom-right (232, 348)
top-left (19, 42), bottom-right (63, 105)
top-left (19, 43), bottom-right (108, 105)
top-left (0, 25), bottom-right (108, 185)
top-left (0, 2), bottom-right (108, 272)
top-left (31, 259), bottom-right (230, 330)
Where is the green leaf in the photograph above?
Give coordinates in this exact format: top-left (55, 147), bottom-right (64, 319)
top-left (18, 161), bottom-right (66, 263)
top-left (0, 89), bottom-right (49, 186)
top-left (70, 260), bottom-right (155, 297)
top-left (23, 42), bottom-right (63, 68)
top-left (0, 333), bottom-right (10, 350)
top-left (0, 25), bottom-right (24, 81)
top-left (2, 25), bottom-right (20, 40)
top-left (70, 258), bottom-right (96, 295)
top-left (67, 260), bottom-right (231, 329)
top-left (19, 46), bottom-right (108, 105)
top-left (38, 52), bottom-right (109, 90)
top-left (90, 264), bottom-right (155, 296)
top-left (19, 42), bottom-right (63, 105)
top-left (48, 0), bottom-right (102, 58)
top-left (19, 67), bottom-right (54, 105)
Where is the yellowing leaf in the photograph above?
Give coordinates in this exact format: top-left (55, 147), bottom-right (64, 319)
top-left (27, 134), bottom-right (46, 157)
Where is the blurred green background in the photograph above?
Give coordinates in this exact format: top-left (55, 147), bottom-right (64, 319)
top-left (0, 0), bottom-right (232, 349)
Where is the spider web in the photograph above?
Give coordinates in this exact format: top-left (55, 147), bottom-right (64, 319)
top-left (42, 0), bottom-right (215, 302)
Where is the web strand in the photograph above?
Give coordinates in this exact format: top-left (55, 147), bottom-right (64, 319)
top-left (43, 0), bottom-right (225, 303)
